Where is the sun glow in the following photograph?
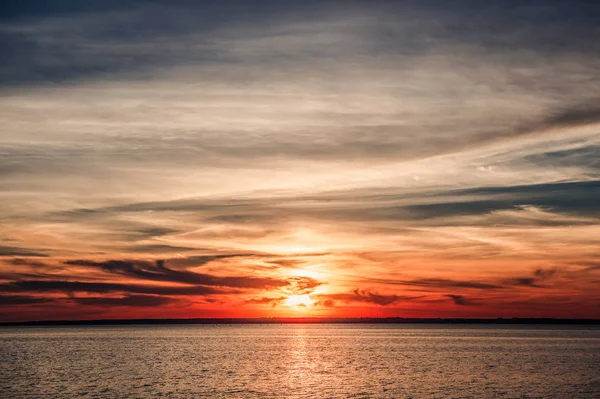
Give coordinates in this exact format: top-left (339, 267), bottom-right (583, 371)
top-left (284, 294), bottom-right (314, 308)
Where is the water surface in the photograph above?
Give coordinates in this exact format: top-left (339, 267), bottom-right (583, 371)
top-left (1, 324), bottom-right (599, 398)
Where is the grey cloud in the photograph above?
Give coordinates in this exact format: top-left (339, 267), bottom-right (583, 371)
top-left (0, 292), bottom-right (176, 308)
top-left (396, 278), bottom-right (502, 290)
top-left (576, 262), bottom-right (600, 272)
top-left (0, 280), bottom-right (224, 296)
top-left (503, 268), bottom-right (558, 288)
top-left (446, 294), bottom-right (480, 307)
top-left (396, 181), bottom-right (600, 222)
top-left (316, 289), bottom-right (417, 306)
top-left (43, 210), bottom-right (181, 241)
top-left (124, 244), bottom-right (200, 254)
top-left (64, 259), bottom-right (291, 289)
top-left (286, 277), bottom-right (322, 295)
top-left (0, 245), bottom-right (48, 257)
top-left (325, 181), bottom-right (600, 224)
top-left (3, 1), bottom-right (599, 86)
top-left (523, 145), bottom-right (600, 172)
top-left (165, 254), bottom-right (260, 269)
top-left (9, 258), bottom-right (48, 267)
top-left (533, 268), bottom-right (558, 279)
top-left (0, 295), bottom-right (54, 306)
top-left (500, 268), bottom-right (559, 288)
top-left (244, 296), bottom-right (286, 307)
top-left (1, 1), bottom-right (296, 87)
top-left (538, 104), bottom-right (600, 130)
top-left (375, 269), bottom-right (561, 291)
top-left (71, 294), bottom-right (176, 307)
top-left (504, 277), bottom-right (540, 287)
top-left (26, 179), bottom-right (599, 242)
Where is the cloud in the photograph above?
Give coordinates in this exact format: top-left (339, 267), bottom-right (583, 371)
top-left (504, 277), bottom-right (540, 288)
top-left (71, 294), bottom-right (176, 307)
top-left (446, 294), bottom-right (480, 307)
top-left (316, 289), bottom-right (416, 306)
top-left (244, 296), bottom-right (286, 307)
top-left (286, 276), bottom-right (322, 295)
top-left (64, 259), bottom-right (291, 289)
top-left (0, 245), bottom-right (48, 257)
top-left (164, 254), bottom-right (259, 269)
top-left (537, 104), bottom-right (600, 130)
top-left (375, 269), bottom-right (561, 292)
top-left (8, 258), bottom-right (48, 267)
top-left (577, 262), bottom-right (600, 272)
top-left (124, 244), bottom-right (200, 253)
top-left (0, 280), bottom-right (224, 296)
top-left (533, 268), bottom-right (558, 279)
top-left (0, 295), bottom-right (54, 305)
top-left (388, 278), bottom-right (502, 290)
top-left (0, 293), bottom-right (177, 308)
top-left (503, 268), bottom-right (559, 288)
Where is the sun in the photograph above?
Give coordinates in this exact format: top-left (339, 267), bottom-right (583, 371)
top-left (284, 294), bottom-right (314, 308)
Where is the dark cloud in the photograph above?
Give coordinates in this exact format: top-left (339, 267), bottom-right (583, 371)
top-left (124, 244), bottom-right (200, 253)
top-left (0, 258), bottom-right (63, 280)
top-left (65, 259), bottom-right (290, 289)
top-left (523, 145), bottom-right (600, 172)
top-left (503, 268), bottom-right (558, 288)
top-left (101, 198), bottom-right (271, 215)
top-left (504, 277), bottom-right (540, 287)
top-left (0, 0), bottom-right (328, 87)
top-left (316, 289), bottom-right (415, 306)
top-left (0, 245), bottom-right (47, 257)
top-left (0, 295), bottom-right (54, 306)
top-left (0, 0), bottom-right (141, 21)
top-left (1, 257), bottom-right (323, 309)
top-left (36, 180), bottom-right (600, 232)
top-left (317, 299), bottom-right (335, 308)
top-left (2, 0), bottom-right (599, 88)
top-left (446, 294), bottom-right (480, 306)
top-left (165, 254), bottom-right (258, 269)
top-left (286, 276), bottom-right (322, 295)
top-left (404, 181), bottom-right (600, 221)
top-left (537, 104), bottom-right (600, 130)
top-left (533, 268), bottom-right (558, 279)
top-left (363, 181), bottom-right (600, 224)
top-left (377, 270), bottom-right (561, 291)
top-left (391, 278), bottom-right (502, 290)
top-left (577, 262), bottom-right (600, 272)
top-left (245, 296), bottom-right (286, 307)
top-left (71, 294), bottom-right (175, 307)
top-left (448, 181), bottom-right (600, 215)
top-left (9, 258), bottom-right (48, 267)
top-left (0, 280), bottom-right (224, 296)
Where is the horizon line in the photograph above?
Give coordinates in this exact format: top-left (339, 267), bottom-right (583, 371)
top-left (2, 316), bottom-right (599, 327)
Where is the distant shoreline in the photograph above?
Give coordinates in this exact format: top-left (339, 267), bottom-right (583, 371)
top-left (2, 317), bottom-right (599, 327)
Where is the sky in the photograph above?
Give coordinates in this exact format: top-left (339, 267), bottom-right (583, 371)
top-left (1, 0), bottom-right (599, 322)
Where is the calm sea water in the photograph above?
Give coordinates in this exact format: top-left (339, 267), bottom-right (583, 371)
top-left (1, 324), bottom-right (599, 398)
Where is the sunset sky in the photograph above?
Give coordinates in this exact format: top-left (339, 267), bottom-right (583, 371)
top-left (1, 1), bottom-right (599, 322)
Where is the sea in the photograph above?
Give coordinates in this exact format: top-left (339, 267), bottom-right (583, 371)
top-left (1, 324), bottom-right (599, 398)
